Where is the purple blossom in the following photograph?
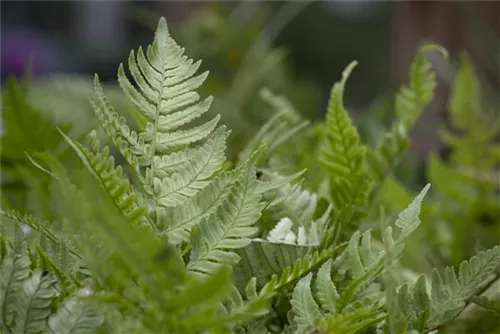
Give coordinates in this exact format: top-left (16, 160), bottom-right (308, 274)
top-left (1, 29), bottom-right (58, 78)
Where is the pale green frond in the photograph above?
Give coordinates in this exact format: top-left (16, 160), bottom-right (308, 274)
top-left (113, 17), bottom-right (217, 161)
top-left (428, 245), bottom-right (500, 327)
top-left (337, 184), bottom-right (430, 311)
top-left (153, 125), bottom-right (229, 178)
top-left (395, 246), bottom-right (500, 331)
top-left (386, 285), bottom-right (411, 334)
top-left (14, 271), bottom-right (58, 334)
top-left (291, 273), bottom-right (322, 330)
top-left (153, 114), bottom-right (220, 153)
top-left (315, 259), bottom-right (339, 314)
top-left (48, 298), bottom-right (104, 334)
top-left (162, 170), bottom-right (236, 244)
top-left (149, 124), bottom-right (227, 208)
top-left (394, 183), bottom-right (431, 243)
top-left (0, 254), bottom-right (30, 327)
top-left (188, 162), bottom-right (264, 276)
top-left (233, 239), bottom-right (311, 289)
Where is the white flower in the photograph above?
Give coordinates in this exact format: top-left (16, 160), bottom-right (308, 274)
top-left (268, 217), bottom-right (296, 244)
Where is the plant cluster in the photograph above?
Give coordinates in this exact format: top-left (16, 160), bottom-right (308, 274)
top-left (1, 17), bottom-right (499, 333)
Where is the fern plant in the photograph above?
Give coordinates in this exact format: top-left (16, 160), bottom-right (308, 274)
top-left (1, 16), bottom-right (499, 334)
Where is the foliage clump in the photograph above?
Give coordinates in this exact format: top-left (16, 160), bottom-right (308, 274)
top-left (1, 17), bottom-right (498, 334)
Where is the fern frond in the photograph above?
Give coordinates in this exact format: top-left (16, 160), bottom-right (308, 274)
top-left (336, 184), bottom-right (430, 311)
top-left (367, 44), bottom-right (445, 202)
top-left (14, 271), bottom-right (58, 333)
top-left (239, 88), bottom-right (310, 164)
top-left (427, 245), bottom-right (500, 328)
top-left (233, 239), bottom-right (311, 289)
top-left (395, 44), bottom-right (447, 127)
top-left (366, 123), bottom-right (409, 196)
top-left (0, 253), bottom-right (30, 327)
top-left (320, 61), bottom-right (371, 222)
top-left (148, 125), bottom-right (228, 208)
top-left (315, 259), bottom-right (339, 314)
top-left (58, 129), bottom-right (147, 226)
top-left (161, 170), bottom-right (236, 243)
top-left (290, 259), bottom-right (385, 333)
top-left (394, 245), bottom-right (500, 331)
top-left (88, 17), bottom-right (227, 236)
top-left (291, 273), bottom-right (322, 330)
top-left (48, 298), bottom-right (104, 334)
top-left (317, 306), bottom-right (385, 334)
top-left (440, 53), bottom-right (500, 171)
top-left (238, 244), bottom-right (346, 322)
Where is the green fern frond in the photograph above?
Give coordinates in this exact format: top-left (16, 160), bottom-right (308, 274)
top-left (367, 45), bottom-right (445, 202)
top-left (233, 239), bottom-right (311, 289)
top-left (289, 186), bottom-right (428, 332)
top-left (34, 246), bottom-right (79, 295)
top-left (320, 61), bottom-right (371, 222)
top-left (366, 123), bottom-right (409, 197)
top-left (242, 244), bottom-right (346, 317)
top-left (395, 44), bottom-right (447, 128)
top-left (320, 61), bottom-right (365, 178)
top-left (386, 276), bottom-right (430, 333)
top-left (58, 129), bottom-right (147, 226)
top-left (161, 169), bottom-right (236, 244)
